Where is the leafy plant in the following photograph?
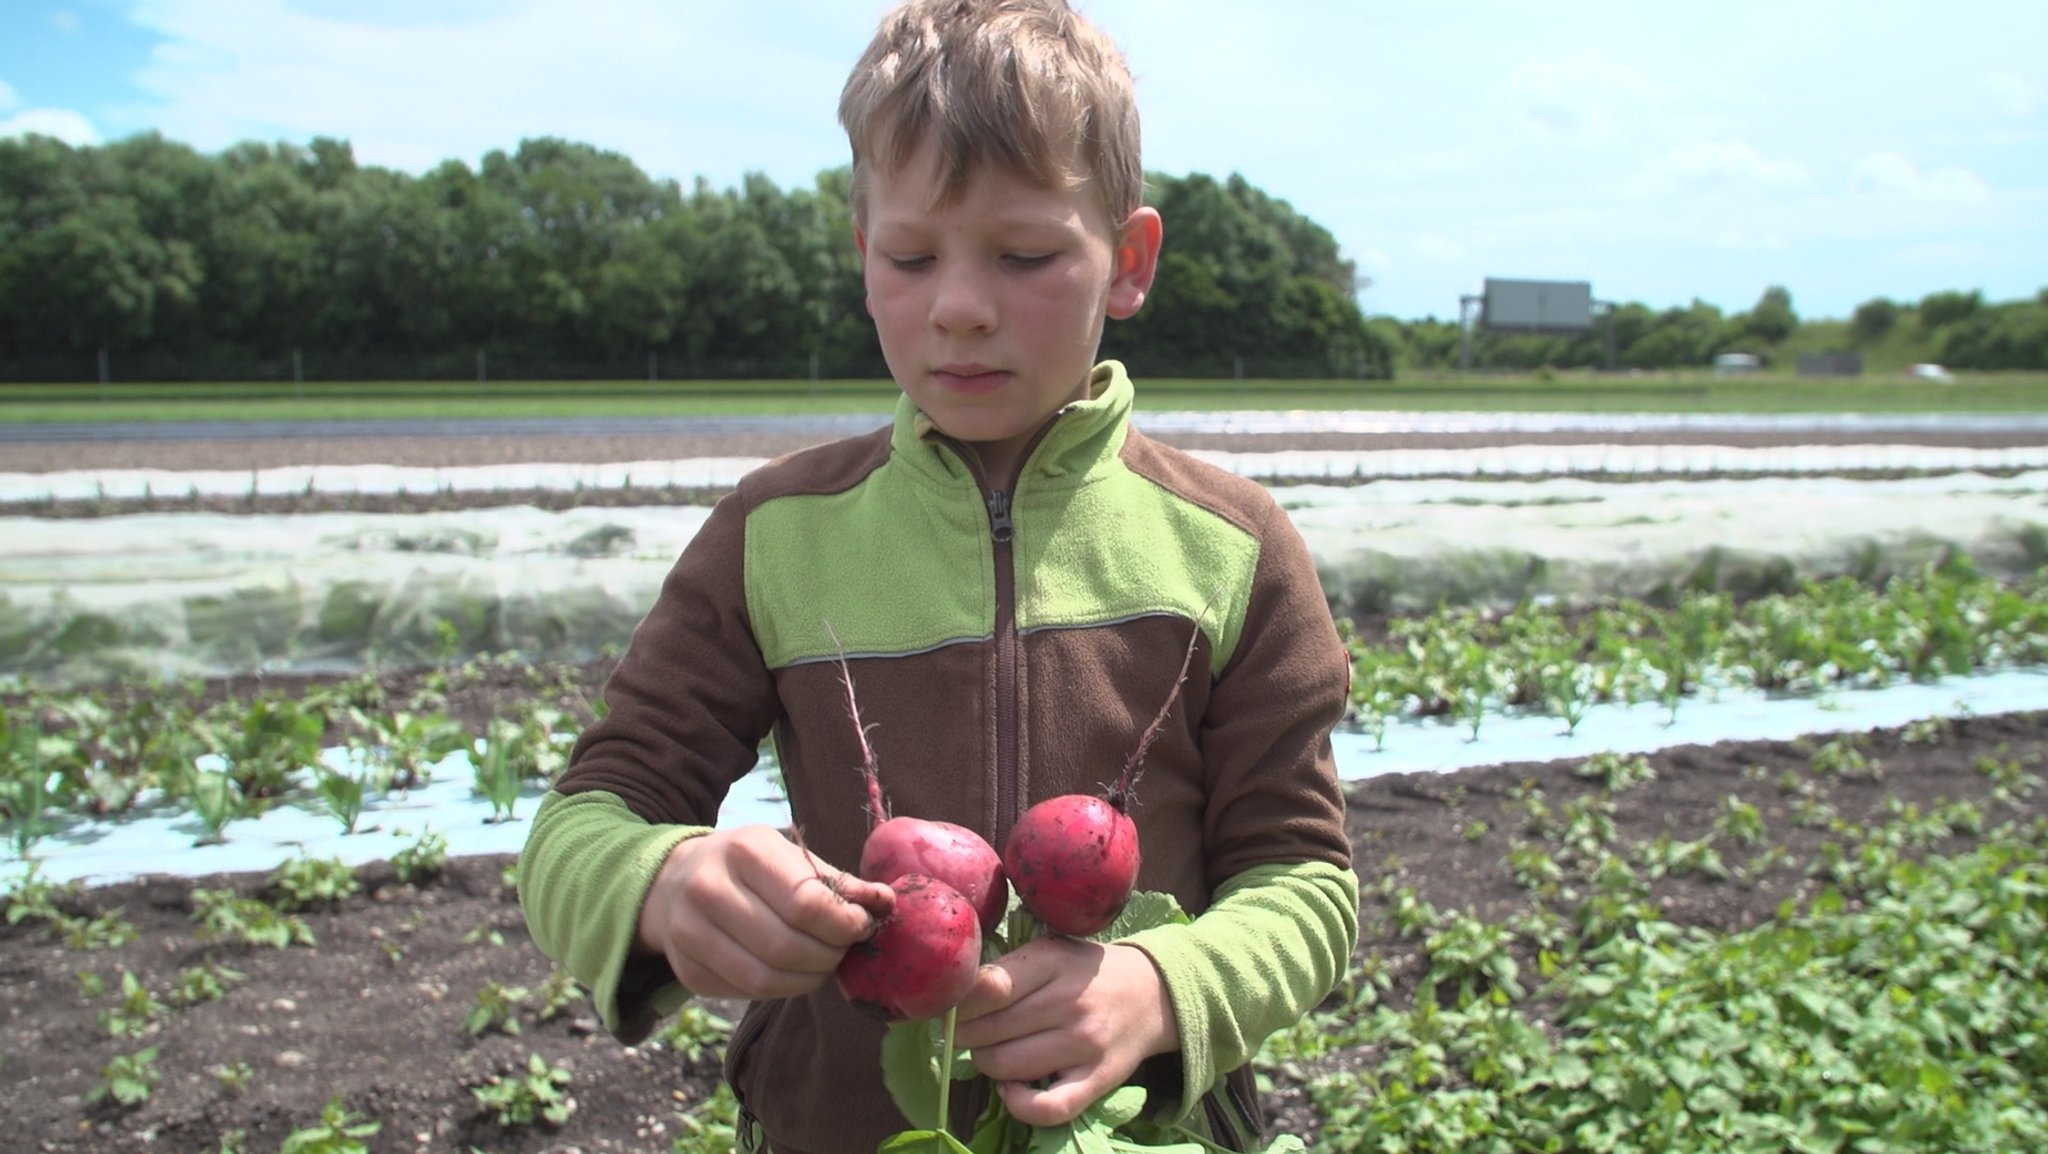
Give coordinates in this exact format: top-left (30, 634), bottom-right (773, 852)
top-left (534, 969), bottom-right (586, 1023)
top-left (191, 887), bottom-right (316, 949)
top-left (87, 1045), bottom-right (161, 1108)
top-left (196, 693), bottom-right (326, 802)
top-left (389, 828), bottom-right (449, 884)
top-left (345, 708), bottom-right (468, 793)
top-left (3, 866), bottom-right (134, 949)
top-left (653, 1003), bottom-right (733, 1062)
top-left (183, 767), bottom-right (248, 846)
top-left (269, 854), bottom-right (360, 910)
top-left (308, 759), bottom-right (374, 835)
top-left (1575, 750), bottom-right (1656, 792)
top-left (471, 1053), bottom-right (575, 1126)
top-left (463, 979), bottom-right (529, 1037)
top-left (214, 1060), bottom-right (254, 1095)
top-left (172, 959), bottom-right (247, 1007)
top-left (279, 1096), bottom-right (381, 1154)
top-left (98, 970), bottom-right (170, 1038)
top-left (668, 1082), bottom-right (741, 1154)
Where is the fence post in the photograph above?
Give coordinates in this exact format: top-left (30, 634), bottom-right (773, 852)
top-left (649, 350), bottom-right (658, 382)
top-left (477, 349), bottom-right (487, 385)
top-left (98, 347), bottom-right (110, 400)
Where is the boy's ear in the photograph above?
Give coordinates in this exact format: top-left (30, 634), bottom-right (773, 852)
top-left (1105, 206), bottom-right (1162, 320)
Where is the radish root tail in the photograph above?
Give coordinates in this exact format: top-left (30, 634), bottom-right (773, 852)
top-left (1116, 591), bottom-right (1221, 803)
top-left (824, 619), bottom-right (889, 828)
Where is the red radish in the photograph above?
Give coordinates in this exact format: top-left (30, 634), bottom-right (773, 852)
top-left (860, 816), bottom-right (1008, 935)
top-left (827, 626), bottom-right (1009, 934)
top-left (835, 872), bottom-right (983, 1020)
top-left (1003, 614), bottom-right (1206, 936)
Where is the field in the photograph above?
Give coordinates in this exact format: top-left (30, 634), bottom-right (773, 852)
top-left (4, 399), bottom-right (2048, 1153)
top-left (5, 369), bottom-right (2048, 424)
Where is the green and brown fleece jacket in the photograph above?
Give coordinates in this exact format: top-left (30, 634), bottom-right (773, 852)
top-left (518, 361), bottom-right (1359, 1154)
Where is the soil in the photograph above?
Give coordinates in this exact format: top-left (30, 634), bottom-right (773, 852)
top-left (5, 423), bottom-right (2047, 1151)
top-left (5, 676), bottom-right (2044, 1153)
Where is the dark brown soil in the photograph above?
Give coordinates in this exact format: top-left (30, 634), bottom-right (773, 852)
top-left (5, 692), bottom-right (2043, 1153)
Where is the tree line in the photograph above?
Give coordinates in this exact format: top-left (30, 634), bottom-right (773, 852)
top-left (3, 130), bottom-right (2038, 384)
top-left (1391, 283), bottom-right (2048, 375)
top-left (0, 133), bottom-right (1389, 382)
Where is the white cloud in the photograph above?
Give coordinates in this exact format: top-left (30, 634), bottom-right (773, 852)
top-left (122, 0), bottom-right (874, 183)
top-left (0, 79), bottom-right (16, 110)
top-left (1850, 152), bottom-right (1992, 205)
top-left (0, 107), bottom-right (103, 145)
top-left (50, 10), bottom-right (82, 34)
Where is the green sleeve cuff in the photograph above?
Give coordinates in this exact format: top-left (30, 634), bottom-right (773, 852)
top-left (1120, 860), bottom-right (1361, 1121)
top-left (516, 789), bottom-right (710, 1042)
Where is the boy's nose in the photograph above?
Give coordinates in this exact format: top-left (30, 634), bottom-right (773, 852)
top-left (929, 267), bottom-right (997, 334)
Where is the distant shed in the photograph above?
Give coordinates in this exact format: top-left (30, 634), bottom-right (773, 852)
top-left (1714, 352), bottom-right (1762, 377)
top-left (1798, 353), bottom-right (1863, 377)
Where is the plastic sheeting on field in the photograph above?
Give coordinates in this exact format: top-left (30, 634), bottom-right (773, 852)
top-left (4, 467), bottom-right (2047, 682)
top-left (9, 666), bottom-right (2047, 889)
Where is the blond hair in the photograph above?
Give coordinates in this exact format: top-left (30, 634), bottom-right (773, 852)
top-left (838, 0), bottom-right (1143, 226)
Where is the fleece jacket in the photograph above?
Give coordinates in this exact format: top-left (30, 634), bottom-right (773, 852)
top-left (518, 361), bottom-right (1360, 1154)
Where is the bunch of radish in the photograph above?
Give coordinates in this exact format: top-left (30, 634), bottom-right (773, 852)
top-left (830, 610), bottom-right (1205, 1019)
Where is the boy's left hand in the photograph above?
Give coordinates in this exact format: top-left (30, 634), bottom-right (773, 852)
top-left (952, 937), bottom-right (1180, 1126)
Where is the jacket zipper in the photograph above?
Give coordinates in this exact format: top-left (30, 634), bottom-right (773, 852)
top-left (987, 483), bottom-right (1019, 837)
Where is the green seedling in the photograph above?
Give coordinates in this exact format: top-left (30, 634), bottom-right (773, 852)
top-left (471, 1053), bottom-right (575, 1127)
top-left (87, 1045), bottom-right (161, 1108)
top-left (279, 1096), bottom-right (380, 1154)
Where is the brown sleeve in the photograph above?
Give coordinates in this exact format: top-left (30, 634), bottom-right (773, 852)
top-left (555, 491), bottom-right (781, 823)
top-left (1197, 494), bottom-right (1353, 885)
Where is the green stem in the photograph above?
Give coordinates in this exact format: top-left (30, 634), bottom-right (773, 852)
top-left (938, 1005), bottom-right (959, 1137)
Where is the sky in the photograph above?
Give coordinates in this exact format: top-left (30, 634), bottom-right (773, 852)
top-left (2, 0), bottom-right (2043, 323)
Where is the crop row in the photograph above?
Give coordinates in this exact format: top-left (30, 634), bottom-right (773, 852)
top-left (1345, 552), bottom-right (2048, 743)
top-left (8, 711), bottom-right (2042, 1152)
top-left (4, 849), bottom-right (744, 1153)
top-left (1265, 726), bottom-right (2048, 1152)
top-left (4, 553), bottom-right (2046, 859)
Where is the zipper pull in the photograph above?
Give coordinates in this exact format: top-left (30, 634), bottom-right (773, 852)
top-left (986, 489), bottom-right (1015, 544)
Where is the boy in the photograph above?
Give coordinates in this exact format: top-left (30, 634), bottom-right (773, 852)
top-left (516, 2), bottom-right (1359, 1151)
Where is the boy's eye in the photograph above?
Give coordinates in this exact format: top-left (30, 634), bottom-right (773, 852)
top-left (1004, 253), bottom-right (1055, 269)
top-left (886, 255), bottom-right (933, 272)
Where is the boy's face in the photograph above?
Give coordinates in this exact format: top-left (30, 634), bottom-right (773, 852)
top-left (855, 139), bottom-right (1161, 482)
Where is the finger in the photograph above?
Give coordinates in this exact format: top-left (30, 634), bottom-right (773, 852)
top-left (663, 916), bottom-right (825, 1001)
top-left (996, 1069), bottom-right (1106, 1128)
top-left (963, 1023), bottom-right (1074, 1084)
top-left (671, 867), bottom-right (857, 985)
top-left (744, 846), bottom-right (890, 946)
top-left (951, 964), bottom-right (1016, 1028)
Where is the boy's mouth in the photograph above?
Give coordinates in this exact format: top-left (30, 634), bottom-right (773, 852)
top-left (933, 365), bottom-right (1012, 394)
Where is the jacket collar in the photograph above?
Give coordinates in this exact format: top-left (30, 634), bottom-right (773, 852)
top-left (892, 360), bottom-right (1134, 488)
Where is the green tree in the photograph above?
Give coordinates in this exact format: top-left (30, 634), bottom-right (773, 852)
top-left (1919, 289), bottom-right (1982, 329)
top-left (1851, 296), bottom-right (1898, 343)
top-left (1734, 284), bottom-right (1798, 344)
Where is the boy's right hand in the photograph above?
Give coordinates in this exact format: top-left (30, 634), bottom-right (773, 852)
top-left (635, 826), bottom-right (893, 1001)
